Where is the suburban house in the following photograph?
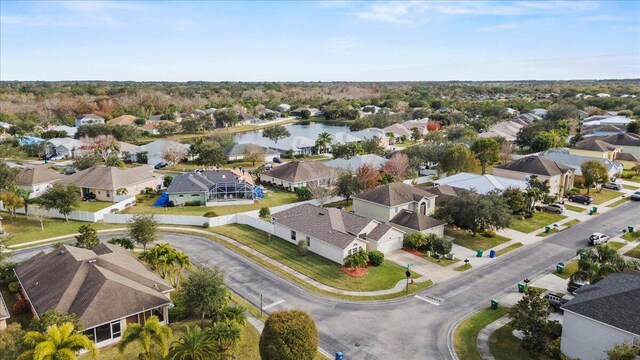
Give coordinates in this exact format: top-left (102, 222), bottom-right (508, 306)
top-left (259, 161), bottom-right (340, 191)
top-left (15, 165), bottom-right (64, 198)
top-left (0, 291), bottom-right (9, 330)
top-left (75, 114), bottom-right (105, 128)
top-left (271, 204), bottom-right (405, 264)
top-left (166, 169), bottom-right (254, 206)
top-left (595, 133), bottom-right (640, 157)
top-left (422, 185), bottom-right (467, 206)
top-left (570, 137), bottom-right (622, 161)
top-left (531, 108), bottom-right (548, 118)
top-left (225, 144), bottom-right (279, 162)
top-left (14, 244), bottom-right (173, 348)
top-left (350, 128), bottom-right (390, 146)
top-left (353, 183), bottom-right (445, 237)
top-left (560, 272), bottom-right (640, 360)
top-left (325, 154), bottom-right (388, 171)
top-left (45, 137), bottom-right (83, 158)
top-left (581, 115), bottom-right (634, 129)
top-left (50, 125), bottom-right (78, 137)
top-left (581, 125), bottom-right (626, 138)
top-left (130, 139), bottom-right (191, 166)
top-left (140, 120), bottom-right (174, 135)
top-left (332, 132), bottom-right (362, 146)
top-left (109, 114), bottom-right (138, 126)
top-left (383, 123), bottom-right (412, 140)
top-left (276, 103), bottom-right (291, 112)
top-left (236, 112), bottom-right (260, 125)
top-left (540, 150), bottom-right (623, 180)
top-left (291, 107), bottom-right (322, 117)
top-left (478, 115), bottom-right (535, 143)
top-left (434, 172), bottom-right (528, 195)
top-left (614, 152), bottom-right (640, 170)
top-left (493, 156), bottom-right (574, 197)
top-left (59, 165), bottom-right (162, 202)
top-left (269, 136), bottom-right (316, 156)
top-left (401, 119), bottom-right (429, 136)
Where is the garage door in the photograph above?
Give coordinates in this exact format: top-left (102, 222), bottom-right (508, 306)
top-left (376, 237), bottom-right (403, 253)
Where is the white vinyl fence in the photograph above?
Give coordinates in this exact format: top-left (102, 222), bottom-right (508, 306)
top-left (0, 196), bottom-right (136, 223)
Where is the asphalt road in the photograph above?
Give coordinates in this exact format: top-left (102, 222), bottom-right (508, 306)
top-left (10, 201), bottom-right (639, 360)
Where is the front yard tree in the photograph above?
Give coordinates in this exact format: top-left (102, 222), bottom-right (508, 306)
top-left (243, 144), bottom-right (266, 166)
top-left (509, 288), bottom-right (556, 352)
top-left (191, 139), bottom-right (227, 166)
top-left (182, 266), bottom-right (228, 327)
top-left (80, 134), bottom-right (119, 161)
top-left (20, 322), bottom-right (97, 360)
top-left (0, 190), bottom-right (24, 222)
top-left (502, 187), bottom-right (528, 215)
top-left (259, 310), bottom-right (318, 360)
top-left (38, 183), bottom-right (80, 221)
top-left (356, 163), bottom-right (381, 190)
top-left (581, 160), bottom-right (609, 194)
top-left (360, 136), bottom-right (385, 155)
top-left (574, 246), bottom-right (640, 283)
top-left (438, 144), bottom-right (478, 175)
top-left (300, 109), bottom-right (311, 119)
top-left (334, 172), bottom-right (363, 204)
top-left (262, 125), bottom-right (290, 144)
top-left (308, 184), bottom-right (333, 207)
top-left (315, 132), bottom-right (332, 154)
top-left (383, 153), bottom-right (410, 181)
top-left (411, 127), bottom-right (422, 142)
top-left (470, 138), bottom-right (500, 175)
top-left (437, 192), bottom-right (511, 234)
top-left (75, 225), bottom-right (100, 249)
top-left (128, 214), bottom-right (158, 250)
top-left (119, 316), bottom-right (172, 360)
top-left (162, 143), bottom-right (189, 166)
top-left (0, 162), bottom-right (19, 191)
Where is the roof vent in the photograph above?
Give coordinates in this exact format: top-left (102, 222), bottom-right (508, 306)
top-left (88, 259), bottom-right (97, 264)
top-left (59, 250), bottom-right (65, 255)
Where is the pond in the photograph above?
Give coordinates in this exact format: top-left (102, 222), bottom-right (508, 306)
top-left (233, 122), bottom-right (351, 147)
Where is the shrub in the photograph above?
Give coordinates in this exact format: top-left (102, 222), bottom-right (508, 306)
top-left (202, 222), bottom-right (210, 228)
top-left (297, 240), bottom-right (308, 256)
top-left (168, 294), bottom-right (189, 322)
top-left (344, 249), bottom-right (369, 268)
top-left (8, 281), bottom-right (20, 293)
top-left (259, 207), bottom-right (271, 219)
top-left (517, 215), bottom-right (525, 221)
top-left (259, 310), bottom-right (318, 360)
top-left (566, 188), bottom-right (580, 196)
top-left (403, 233), bottom-right (427, 250)
top-left (545, 337), bottom-right (561, 359)
top-left (525, 211), bottom-right (534, 218)
top-left (368, 250), bottom-right (384, 266)
top-left (294, 186), bottom-right (312, 200)
top-left (184, 200), bottom-right (202, 206)
top-left (0, 262), bottom-right (17, 282)
top-left (145, 187), bottom-right (154, 194)
top-left (432, 237), bottom-right (453, 256)
top-left (163, 175), bottom-right (173, 187)
top-left (204, 211), bottom-right (217, 217)
top-left (543, 195), bottom-right (557, 204)
top-left (13, 294), bottom-right (28, 312)
top-left (574, 181), bottom-right (584, 188)
top-left (483, 229), bottom-right (496, 238)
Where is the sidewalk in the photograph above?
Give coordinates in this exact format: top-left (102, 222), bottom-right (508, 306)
top-left (477, 315), bottom-right (510, 360)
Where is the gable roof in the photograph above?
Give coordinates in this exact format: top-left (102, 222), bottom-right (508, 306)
top-left (325, 154), bottom-right (388, 171)
top-left (225, 144), bottom-right (278, 158)
top-left (390, 210), bottom-right (446, 231)
top-left (59, 165), bottom-right (158, 190)
top-left (136, 139), bottom-right (190, 156)
top-left (562, 272), bottom-right (640, 335)
top-left (573, 138), bottom-right (621, 152)
top-left (434, 172), bottom-right (528, 194)
top-left (581, 124), bottom-right (626, 137)
top-left (16, 165), bottom-right (63, 186)
top-left (167, 169), bottom-right (254, 194)
top-left (354, 183), bottom-right (436, 207)
top-left (47, 137), bottom-right (82, 149)
top-left (76, 114), bottom-right (104, 120)
top-left (540, 150), bottom-right (622, 176)
top-left (15, 244), bottom-right (172, 329)
top-left (496, 156), bottom-right (572, 176)
top-left (422, 185), bottom-right (467, 205)
top-left (260, 161), bottom-right (338, 183)
top-left (383, 123), bottom-right (412, 137)
top-left (599, 133), bottom-right (640, 147)
top-left (109, 115), bottom-right (138, 126)
top-left (271, 204), bottom-right (379, 249)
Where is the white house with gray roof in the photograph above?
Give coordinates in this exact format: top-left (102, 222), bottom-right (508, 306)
top-left (434, 172), bottom-right (528, 195)
top-left (325, 154), bottom-right (388, 172)
top-left (166, 169), bottom-right (254, 206)
top-left (74, 114), bottom-right (105, 128)
top-left (271, 204), bottom-right (405, 264)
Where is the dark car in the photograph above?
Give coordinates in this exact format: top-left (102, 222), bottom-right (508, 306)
top-left (64, 167), bottom-right (77, 175)
top-left (82, 193), bottom-right (97, 201)
top-left (43, 153), bottom-right (55, 160)
top-left (568, 194), bottom-right (594, 205)
top-left (154, 162), bottom-right (169, 169)
top-left (631, 190), bottom-right (640, 201)
top-left (567, 277), bottom-right (589, 294)
top-left (272, 157), bottom-right (282, 164)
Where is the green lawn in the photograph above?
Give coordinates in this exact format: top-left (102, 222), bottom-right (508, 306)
top-left (489, 324), bottom-right (551, 360)
top-left (564, 219), bottom-right (581, 228)
top-left (75, 201), bottom-right (113, 212)
top-left (122, 186), bottom-right (300, 217)
top-left (554, 260), bottom-right (578, 279)
top-left (510, 212), bottom-right (567, 234)
top-left (211, 224), bottom-right (418, 291)
top-left (0, 214), bottom-right (123, 246)
top-left (622, 231), bottom-right (640, 241)
top-left (579, 188), bottom-right (623, 205)
top-left (495, 242), bottom-right (523, 256)
top-left (323, 199), bottom-right (353, 212)
top-left (620, 170), bottom-right (640, 184)
top-left (454, 263), bottom-right (473, 272)
top-left (446, 228), bottom-right (510, 251)
top-left (625, 184), bottom-right (640, 190)
top-left (564, 204), bottom-right (585, 212)
top-left (606, 197), bottom-right (630, 208)
top-left (624, 245), bottom-right (640, 259)
top-left (454, 307), bottom-right (509, 360)
top-left (606, 241), bottom-right (627, 251)
top-left (423, 255), bottom-right (460, 267)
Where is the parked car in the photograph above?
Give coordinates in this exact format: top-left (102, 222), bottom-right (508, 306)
top-left (567, 277), bottom-right (589, 294)
top-left (588, 232), bottom-right (609, 245)
top-left (50, 155), bottom-right (65, 161)
top-left (272, 157), bottom-right (282, 164)
top-left (544, 203), bottom-right (565, 214)
top-left (64, 167), bottom-right (77, 175)
top-left (154, 162), bottom-right (169, 169)
top-left (603, 182), bottom-right (623, 190)
top-left (631, 190), bottom-right (640, 201)
top-left (43, 153), bottom-right (55, 160)
top-left (568, 194), bottom-right (594, 205)
top-left (82, 193), bottom-right (97, 201)
top-left (545, 292), bottom-right (574, 311)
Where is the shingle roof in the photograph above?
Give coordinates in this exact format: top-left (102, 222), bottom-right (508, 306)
top-left (77, 114), bottom-right (104, 120)
top-left (16, 165), bottom-right (63, 186)
top-left (615, 152), bottom-right (640, 162)
top-left (325, 154), bottom-right (388, 171)
top-left (434, 172), bottom-right (528, 194)
top-left (59, 165), bottom-right (158, 190)
top-left (109, 115), bottom-right (138, 125)
top-left (354, 183), bottom-right (436, 207)
top-left (540, 150), bottom-right (622, 176)
top-left (562, 272), bottom-right (640, 335)
top-left (15, 244), bottom-right (172, 329)
top-left (260, 161), bottom-right (339, 183)
top-left (167, 169), bottom-right (254, 194)
top-left (573, 138), bottom-right (621, 152)
top-left (600, 133), bottom-right (640, 147)
top-left (383, 123), bottom-right (412, 137)
top-left (272, 203), bottom-right (377, 249)
top-left (496, 156), bottom-right (572, 176)
top-left (225, 144), bottom-right (278, 158)
top-left (422, 185), bottom-right (467, 205)
top-left (390, 210), bottom-right (446, 231)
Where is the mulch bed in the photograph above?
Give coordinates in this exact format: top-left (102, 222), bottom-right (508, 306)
top-left (340, 266), bottom-right (370, 277)
top-left (402, 248), bottom-right (424, 257)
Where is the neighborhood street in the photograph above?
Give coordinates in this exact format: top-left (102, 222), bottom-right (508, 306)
top-left (10, 200), bottom-right (639, 360)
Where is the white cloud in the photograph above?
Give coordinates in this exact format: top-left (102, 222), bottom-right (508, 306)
top-left (479, 23), bottom-right (522, 32)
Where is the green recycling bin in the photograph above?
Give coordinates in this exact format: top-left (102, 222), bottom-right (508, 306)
top-left (545, 226), bottom-right (551, 233)
top-left (556, 263), bottom-right (565, 273)
top-left (518, 282), bottom-right (527, 293)
top-left (491, 299), bottom-right (499, 310)
top-left (629, 226), bottom-right (635, 233)
top-left (476, 249), bottom-right (484, 257)
top-left (592, 206), bottom-right (598, 213)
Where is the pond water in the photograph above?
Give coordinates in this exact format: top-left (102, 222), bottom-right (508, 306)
top-left (233, 122), bottom-right (351, 147)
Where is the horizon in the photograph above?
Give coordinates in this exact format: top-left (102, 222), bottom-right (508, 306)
top-left (1, 0), bottom-right (640, 81)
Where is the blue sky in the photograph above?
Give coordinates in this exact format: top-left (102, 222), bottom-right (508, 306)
top-left (1, 1), bottom-right (639, 81)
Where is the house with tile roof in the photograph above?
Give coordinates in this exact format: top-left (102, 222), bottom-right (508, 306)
top-left (271, 204), bottom-right (405, 263)
top-left (15, 243), bottom-right (173, 347)
top-left (259, 161), bottom-right (340, 191)
top-left (434, 172), bottom-right (528, 195)
top-left (353, 183), bottom-right (445, 237)
top-left (493, 156), bottom-right (574, 197)
top-left (560, 272), bottom-right (640, 360)
top-left (59, 165), bottom-right (162, 202)
top-left (166, 169), bottom-right (254, 206)
top-left (15, 165), bottom-right (64, 198)
top-left (108, 114), bottom-right (138, 126)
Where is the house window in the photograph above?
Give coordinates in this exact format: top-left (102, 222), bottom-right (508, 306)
top-left (94, 323), bottom-right (111, 343)
top-left (111, 321), bottom-right (121, 338)
top-left (291, 230), bottom-right (296, 241)
top-left (107, 193), bottom-right (110, 197)
top-left (83, 329), bottom-right (95, 342)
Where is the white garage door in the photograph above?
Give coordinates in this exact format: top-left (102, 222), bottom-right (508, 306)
top-left (376, 237), bottom-right (403, 253)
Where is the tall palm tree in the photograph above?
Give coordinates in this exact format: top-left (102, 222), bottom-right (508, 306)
top-left (18, 322), bottom-right (98, 360)
top-left (168, 325), bottom-right (218, 360)
top-left (118, 316), bottom-right (173, 360)
top-left (209, 321), bottom-right (242, 355)
top-left (139, 243), bottom-right (191, 287)
top-left (574, 246), bottom-right (640, 283)
top-left (315, 132), bottom-right (332, 154)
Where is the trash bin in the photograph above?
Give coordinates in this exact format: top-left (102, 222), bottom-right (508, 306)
top-left (489, 249), bottom-right (496, 258)
top-left (491, 299), bottom-right (499, 310)
top-left (629, 226), bottom-right (635, 233)
top-left (476, 249), bottom-right (484, 258)
top-left (589, 209), bottom-right (594, 215)
top-left (335, 352), bottom-right (344, 360)
top-left (556, 262), bottom-right (565, 273)
top-left (426, 250), bottom-right (432, 257)
top-left (518, 282), bottom-right (527, 293)
top-left (545, 226), bottom-right (551, 233)
top-left (592, 206), bottom-right (598, 213)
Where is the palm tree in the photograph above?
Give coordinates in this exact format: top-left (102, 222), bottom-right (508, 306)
top-left (209, 321), bottom-right (242, 355)
top-left (118, 316), bottom-right (173, 360)
top-left (210, 305), bottom-right (246, 326)
top-left (116, 188), bottom-right (128, 196)
top-left (168, 325), bottom-right (218, 360)
top-left (139, 243), bottom-right (191, 287)
top-left (19, 322), bottom-right (98, 360)
top-left (315, 132), bottom-right (332, 154)
top-left (574, 246), bottom-right (640, 283)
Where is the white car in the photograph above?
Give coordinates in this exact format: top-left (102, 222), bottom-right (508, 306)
top-left (603, 182), bottom-right (623, 190)
top-left (544, 203), bottom-right (565, 214)
top-left (50, 155), bottom-right (65, 161)
top-left (588, 233), bottom-right (609, 246)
